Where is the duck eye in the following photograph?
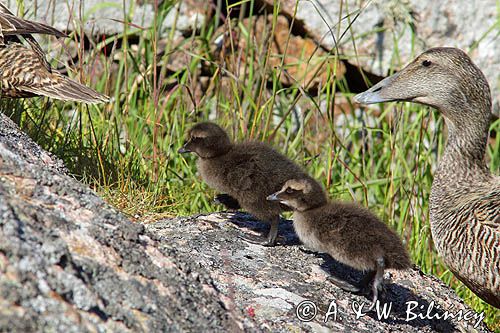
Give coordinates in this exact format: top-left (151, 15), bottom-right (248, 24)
top-left (285, 187), bottom-right (294, 194)
top-left (422, 60), bottom-right (432, 67)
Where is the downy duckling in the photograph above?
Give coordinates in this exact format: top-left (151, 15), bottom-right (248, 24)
top-left (268, 177), bottom-right (411, 309)
top-left (179, 122), bottom-right (309, 246)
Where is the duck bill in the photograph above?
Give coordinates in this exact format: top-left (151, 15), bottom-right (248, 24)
top-left (267, 192), bottom-right (291, 208)
top-left (354, 72), bottom-right (401, 104)
top-left (266, 193), bottom-right (280, 202)
top-left (177, 145), bottom-right (191, 154)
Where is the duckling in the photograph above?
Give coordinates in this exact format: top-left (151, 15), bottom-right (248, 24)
top-left (178, 122), bottom-right (309, 246)
top-left (0, 4), bottom-right (108, 103)
top-left (355, 47), bottom-right (500, 308)
top-left (267, 177), bottom-right (411, 309)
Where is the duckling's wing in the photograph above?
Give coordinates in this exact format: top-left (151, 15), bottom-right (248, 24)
top-left (226, 158), bottom-right (258, 192)
top-left (225, 152), bottom-right (269, 199)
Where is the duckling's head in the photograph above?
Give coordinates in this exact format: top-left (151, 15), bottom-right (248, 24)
top-left (354, 47), bottom-right (492, 124)
top-left (267, 177), bottom-right (327, 212)
top-left (178, 122), bottom-right (231, 158)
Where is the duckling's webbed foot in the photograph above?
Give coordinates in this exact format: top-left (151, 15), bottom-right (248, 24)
top-left (239, 233), bottom-right (276, 247)
top-left (239, 217), bottom-right (279, 247)
top-left (214, 194), bottom-right (241, 210)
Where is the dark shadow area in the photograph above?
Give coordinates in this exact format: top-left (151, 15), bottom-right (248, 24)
top-left (226, 211), bottom-right (301, 246)
top-left (342, 60), bottom-right (384, 92)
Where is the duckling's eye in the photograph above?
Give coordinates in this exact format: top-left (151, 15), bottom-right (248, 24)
top-left (422, 60), bottom-right (432, 67)
top-left (285, 187), bottom-right (294, 194)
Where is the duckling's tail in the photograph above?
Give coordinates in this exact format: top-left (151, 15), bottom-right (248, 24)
top-left (23, 73), bottom-right (109, 104)
top-left (387, 250), bottom-right (412, 270)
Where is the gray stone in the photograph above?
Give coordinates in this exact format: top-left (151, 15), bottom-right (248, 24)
top-left (0, 112), bottom-right (250, 332)
top-left (147, 213), bottom-right (492, 332)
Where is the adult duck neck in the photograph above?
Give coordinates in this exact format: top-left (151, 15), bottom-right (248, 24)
top-left (431, 103), bottom-right (492, 213)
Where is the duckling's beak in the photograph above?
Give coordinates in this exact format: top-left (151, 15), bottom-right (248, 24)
top-left (354, 72), bottom-right (400, 104)
top-left (177, 144), bottom-right (191, 154)
top-left (266, 193), bottom-right (279, 201)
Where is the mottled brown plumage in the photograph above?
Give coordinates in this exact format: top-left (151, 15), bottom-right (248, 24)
top-left (0, 4), bottom-right (108, 103)
top-left (268, 177), bottom-right (411, 310)
top-left (0, 3), bottom-right (65, 71)
top-left (0, 4), bottom-right (66, 41)
top-left (179, 122), bottom-right (310, 246)
top-left (355, 47), bottom-right (500, 308)
top-left (0, 43), bottom-right (109, 103)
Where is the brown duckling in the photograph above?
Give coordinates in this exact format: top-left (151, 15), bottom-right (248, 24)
top-left (267, 177), bottom-right (411, 309)
top-left (178, 122), bottom-right (309, 246)
top-left (214, 193), bottom-right (242, 210)
top-left (355, 47), bottom-right (499, 308)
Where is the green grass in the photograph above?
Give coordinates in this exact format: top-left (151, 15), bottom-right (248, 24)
top-left (2, 0), bottom-right (499, 329)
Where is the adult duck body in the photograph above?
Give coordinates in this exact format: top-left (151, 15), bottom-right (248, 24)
top-left (355, 47), bottom-right (499, 308)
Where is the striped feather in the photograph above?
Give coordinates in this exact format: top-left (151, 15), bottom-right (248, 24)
top-left (0, 43), bottom-right (109, 104)
top-left (431, 173), bottom-right (500, 308)
top-left (0, 3), bottom-right (66, 39)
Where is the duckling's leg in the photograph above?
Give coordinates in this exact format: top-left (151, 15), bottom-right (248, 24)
top-left (214, 194), bottom-right (241, 210)
top-left (240, 216), bottom-right (280, 247)
top-left (266, 216), bottom-right (280, 245)
top-left (365, 257), bottom-right (385, 311)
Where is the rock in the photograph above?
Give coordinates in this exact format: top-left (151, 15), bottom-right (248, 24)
top-left (146, 213), bottom-right (491, 332)
top-left (0, 113), bottom-right (251, 332)
top-left (0, 112), bottom-right (492, 332)
top-left (266, 0), bottom-right (499, 113)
